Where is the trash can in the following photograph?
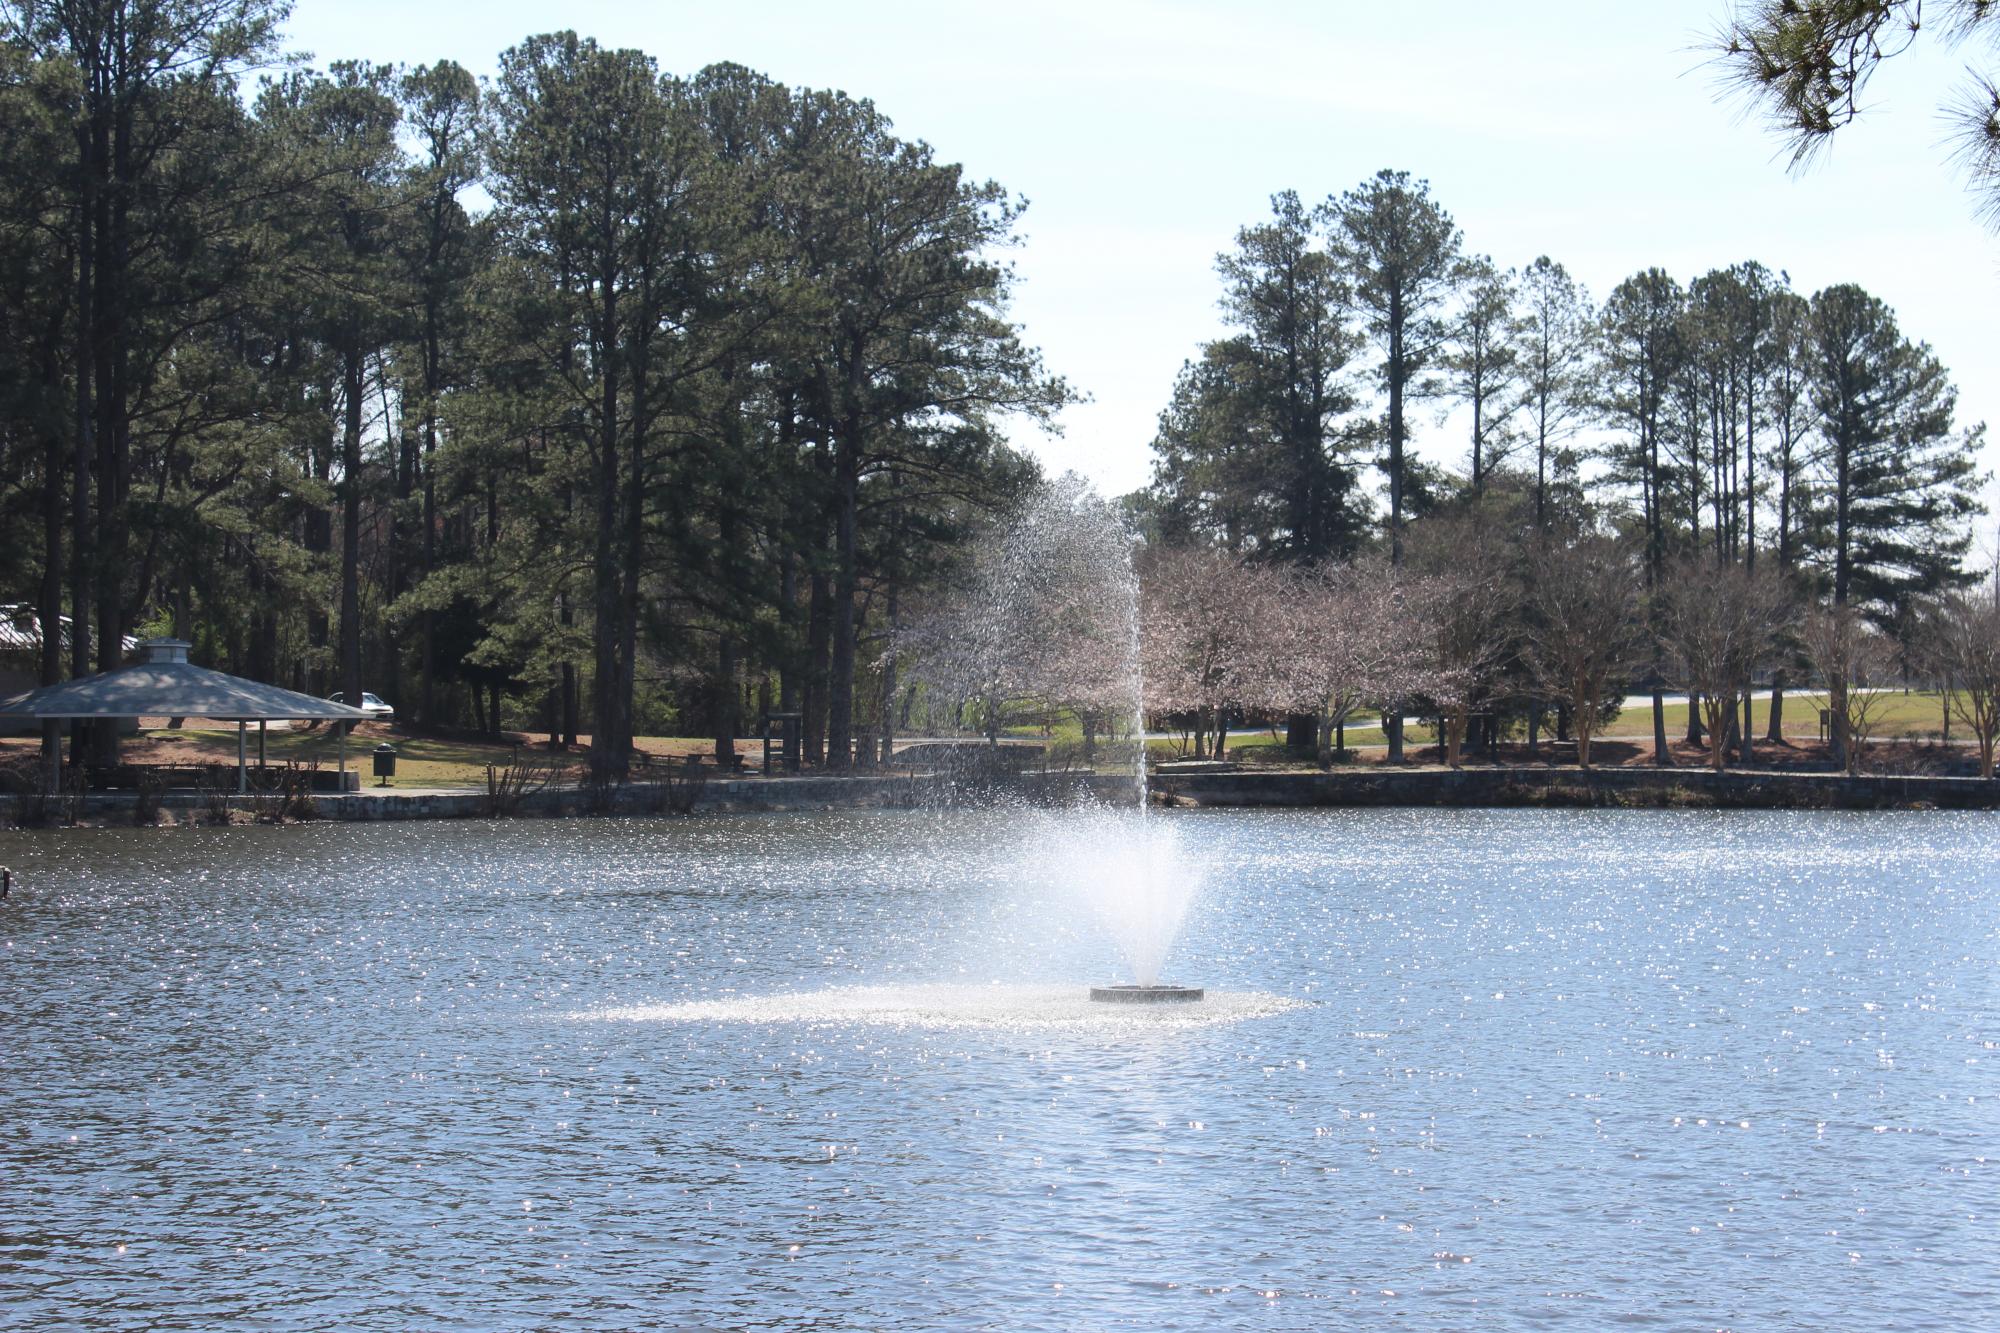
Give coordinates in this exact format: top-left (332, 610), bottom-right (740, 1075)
top-left (372, 743), bottom-right (398, 787)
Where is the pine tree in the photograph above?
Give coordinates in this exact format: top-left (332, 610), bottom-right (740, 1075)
top-left (1805, 282), bottom-right (1982, 618)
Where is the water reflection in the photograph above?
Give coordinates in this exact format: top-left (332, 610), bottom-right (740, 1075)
top-left (3, 809), bottom-right (1995, 1330)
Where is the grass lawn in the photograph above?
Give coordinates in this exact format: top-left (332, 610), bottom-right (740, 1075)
top-left (0, 722), bottom-right (741, 789)
top-left (4, 688), bottom-right (1970, 787)
top-left (1145, 690), bottom-right (1967, 764)
top-left (1597, 691), bottom-right (1956, 742)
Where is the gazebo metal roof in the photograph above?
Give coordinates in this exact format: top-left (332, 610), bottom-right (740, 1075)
top-left (0, 639), bottom-right (367, 722)
top-left (1, 640), bottom-right (371, 795)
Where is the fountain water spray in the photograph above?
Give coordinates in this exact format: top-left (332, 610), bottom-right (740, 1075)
top-left (902, 474), bottom-right (1202, 1002)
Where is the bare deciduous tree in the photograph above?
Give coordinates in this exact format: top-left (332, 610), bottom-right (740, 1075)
top-left (1656, 558), bottom-right (1794, 771)
top-left (1521, 536), bottom-right (1646, 769)
top-left (1924, 589), bottom-right (2000, 777)
top-left (1406, 515), bottom-right (1517, 769)
top-left (1800, 601), bottom-right (1896, 775)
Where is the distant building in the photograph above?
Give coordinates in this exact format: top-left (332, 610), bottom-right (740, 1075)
top-left (0, 607), bottom-right (140, 735)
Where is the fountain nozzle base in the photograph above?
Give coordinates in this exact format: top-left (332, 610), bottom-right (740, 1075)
top-left (1089, 984), bottom-right (1204, 1004)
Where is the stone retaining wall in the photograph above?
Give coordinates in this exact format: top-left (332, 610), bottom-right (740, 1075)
top-left (1150, 767), bottom-right (2000, 811)
top-left (35, 766), bottom-right (1992, 824)
top-left (43, 769), bottom-right (1133, 823)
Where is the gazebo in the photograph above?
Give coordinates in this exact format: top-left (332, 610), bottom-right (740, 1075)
top-left (0, 638), bottom-right (370, 794)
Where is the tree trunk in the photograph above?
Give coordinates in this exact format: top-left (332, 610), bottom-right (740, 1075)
top-left (560, 659), bottom-right (577, 749)
top-left (420, 318), bottom-right (441, 729)
top-left (39, 349), bottom-right (65, 788)
top-left (89, 306), bottom-right (129, 767)
top-left (70, 112), bottom-right (96, 711)
top-left (339, 343), bottom-right (365, 711)
top-left (615, 330), bottom-right (647, 772)
top-left (877, 583), bottom-right (898, 767)
top-left (1829, 678), bottom-right (1849, 772)
top-left (778, 549), bottom-right (801, 714)
top-left (714, 635), bottom-right (739, 767)
top-left (1388, 302), bottom-right (1406, 566)
top-left (827, 340), bottom-right (866, 775)
top-left (589, 275), bottom-right (624, 779)
top-left (1766, 672), bottom-right (1786, 742)
top-left (804, 517), bottom-right (832, 767)
top-left (1738, 686), bottom-right (1755, 766)
top-left (1652, 686), bottom-right (1671, 767)
top-left (827, 453), bottom-right (859, 774)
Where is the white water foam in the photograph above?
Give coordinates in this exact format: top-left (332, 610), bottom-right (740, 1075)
top-left (1031, 810), bottom-right (1204, 988)
top-left (584, 983), bottom-right (1305, 1032)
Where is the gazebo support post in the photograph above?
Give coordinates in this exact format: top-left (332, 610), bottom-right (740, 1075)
top-left (339, 725), bottom-right (347, 788)
top-left (237, 721), bottom-right (247, 794)
top-left (258, 720), bottom-right (267, 770)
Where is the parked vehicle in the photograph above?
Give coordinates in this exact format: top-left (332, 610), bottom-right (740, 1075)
top-left (329, 691), bottom-right (395, 722)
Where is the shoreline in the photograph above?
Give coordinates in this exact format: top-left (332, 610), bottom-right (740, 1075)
top-left (1149, 766), bottom-right (2000, 811)
top-left (8, 764), bottom-right (1998, 827)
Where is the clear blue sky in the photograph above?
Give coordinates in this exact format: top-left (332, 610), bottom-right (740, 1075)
top-left (282, 0), bottom-right (2000, 519)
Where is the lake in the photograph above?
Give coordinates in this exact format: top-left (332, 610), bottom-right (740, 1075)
top-left (4, 808), bottom-right (1994, 1330)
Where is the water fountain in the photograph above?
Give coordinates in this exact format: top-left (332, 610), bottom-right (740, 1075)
top-left (903, 475), bottom-right (1204, 1003)
top-left (1088, 983), bottom-right (1204, 1002)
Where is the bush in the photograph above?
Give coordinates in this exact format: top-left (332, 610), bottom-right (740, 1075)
top-left (483, 758), bottom-right (560, 818)
top-left (133, 770), bottom-right (166, 826)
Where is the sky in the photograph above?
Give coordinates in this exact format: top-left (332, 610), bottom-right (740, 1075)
top-left (281, 0), bottom-right (2000, 514)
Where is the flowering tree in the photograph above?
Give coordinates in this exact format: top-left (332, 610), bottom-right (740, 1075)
top-left (1272, 558), bottom-right (1407, 765)
top-left (899, 475), bottom-right (1140, 760)
top-left (1139, 547), bottom-right (1280, 759)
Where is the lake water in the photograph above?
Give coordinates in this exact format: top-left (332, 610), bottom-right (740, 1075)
top-left (4, 808), bottom-right (1995, 1330)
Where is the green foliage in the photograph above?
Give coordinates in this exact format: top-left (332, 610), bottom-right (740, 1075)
top-left (1330, 169), bottom-right (1464, 560)
top-left (1712, 0), bottom-right (2000, 226)
top-left (1805, 282), bottom-right (1983, 617)
top-left (2, 8), bottom-right (1066, 771)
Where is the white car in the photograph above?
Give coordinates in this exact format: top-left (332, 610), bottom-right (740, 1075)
top-left (329, 691), bottom-right (396, 722)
